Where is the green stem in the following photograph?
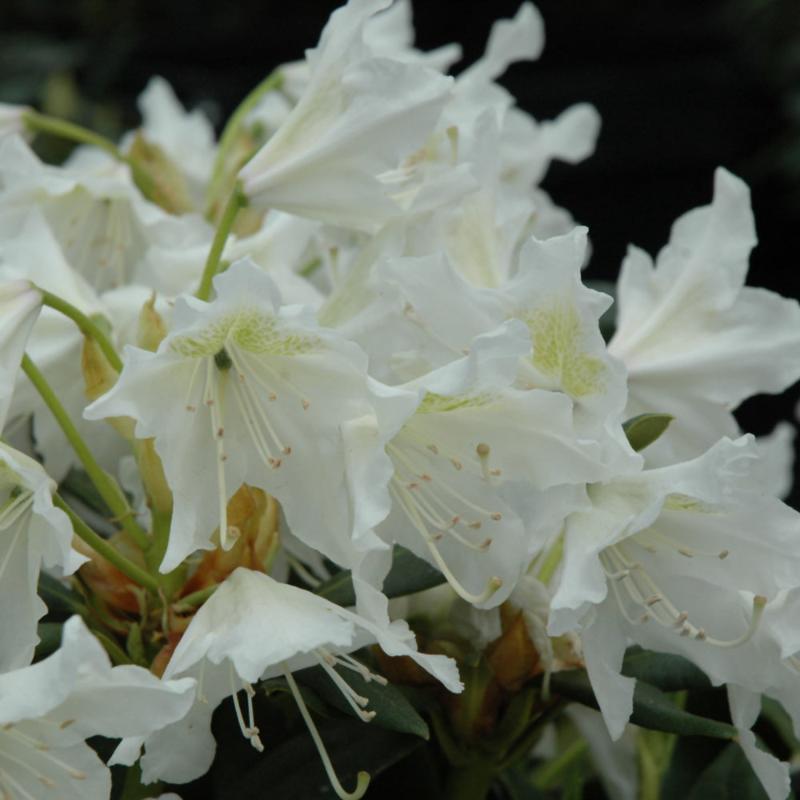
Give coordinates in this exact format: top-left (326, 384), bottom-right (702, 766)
top-left (39, 289), bottom-right (122, 372)
top-left (205, 69), bottom-right (283, 209)
top-left (195, 186), bottom-right (246, 301)
top-left (175, 583), bottom-right (218, 610)
top-left (22, 110), bottom-right (122, 160)
top-left (54, 494), bottom-right (158, 594)
top-left (22, 355), bottom-right (149, 549)
top-left (443, 759), bottom-right (495, 800)
top-left (92, 629), bottom-right (134, 665)
top-left (22, 110), bottom-right (157, 201)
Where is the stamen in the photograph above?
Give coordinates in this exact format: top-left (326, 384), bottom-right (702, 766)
top-left (205, 360), bottom-right (232, 549)
top-left (604, 544), bottom-right (768, 648)
top-left (283, 665), bottom-right (370, 800)
top-left (316, 655), bottom-right (375, 722)
top-left (390, 482), bottom-right (502, 604)
top-left (229, 666), bottom-right (263, 752)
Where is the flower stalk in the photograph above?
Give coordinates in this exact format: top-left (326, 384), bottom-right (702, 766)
top-left (22, 354), bottom-right (149, 549)
top-left (53, 494), bottom-right (159, 594)
top-left (39, 288), bottom-right (123, 372)
top-left (195, 185), bottom-right (247, 301)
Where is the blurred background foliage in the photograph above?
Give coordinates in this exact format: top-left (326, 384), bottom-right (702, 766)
top-left (1, 0), bottom-right (800, 501)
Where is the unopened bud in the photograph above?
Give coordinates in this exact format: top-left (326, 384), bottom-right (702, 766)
top-left (81, 337), bottom-right (135, 439)
top-left (127, 131), bottom-right (194, 214)
top-left (134, 437), bottom-right (172, 516)
top-left (137, 293), bottom-right (167, 352)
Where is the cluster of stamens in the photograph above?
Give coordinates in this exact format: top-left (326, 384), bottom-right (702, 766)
top-left (387, 435), bottom-right (504, 604)
top-left (601, 540), bottom-right (766, 648)
top-left (0, 719), bottom-right (86, 797)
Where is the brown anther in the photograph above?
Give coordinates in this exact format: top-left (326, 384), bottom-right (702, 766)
top-left (480, 538), bottom-right (493, 551)
top-left (451, 458), bottom-right (463, 470)
top-left (408, 482), bottom-right (419, 490)
top-left (489, 468), bottom-right (502, 476)
top-left (718, 549), bottom-right (730, 560)
top-left (639, 612), bottom-right (651, 624)
top-left (268, 458), bottom-right (282, 469)
top-left (186, 404), bottom-right (197, 412)
top-left (421, 473), bottom-right (432, 482)
top-left (302, 399), bottom-right (310, 410)
top-left (283, 446), bottom-right (292, 455)
top-left (695, 629), bottom-right (707, 641)
top-left (490, 512), bottom-right (502, 521)
top-left (646, 594), bottom-right (661, 606)
top-left (476, 443), bottom-right (490, 458)
top-left (427, 444), bottom-right (439, 454)
top-left (268, 392), bottom-right (277, 401)
top-left (468, 521), bottom-right (482, 529)
top-left (675, 611), bottom-right (689, 626)
top-left (678, 548), bottom-right (694, 558)
top-left (450, 516), bottom-right (460, 526)
top-left (217, 427), bottom-right (224, 438)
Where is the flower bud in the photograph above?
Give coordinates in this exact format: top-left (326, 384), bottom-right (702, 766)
top-left (136, 293), bottom-right (168, 352)
top-left (127, 131), bottom-right (194, 214)
top-left (81, 336), bottom-right (135, 439)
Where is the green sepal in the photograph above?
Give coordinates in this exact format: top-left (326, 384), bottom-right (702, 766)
top-left (623, 413), bottom-right (674, 452)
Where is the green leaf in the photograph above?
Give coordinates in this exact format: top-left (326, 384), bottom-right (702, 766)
top-left (295, 665), bottom-right (430, 740)
top-left (762, 696), bottom-right (800, 753)
top-left (498, 765), bottom-right (547, 800)
top-left (315, 546), bottom-right (444, 606)
top-left (623, 413), bottom-right (674, 452)
top-left (622, 647), bottom-right (711, 691)
top-left (685, 742), bottom-right (769, 800)
top-left (34, 622), bottom-right (63, 660)
top-left (38, 572), bottom-right (86, 619)
top-left (60, 466), bottom-right (112, 515)
top-left (220, 716), bottom-right (424, 800)
top-left (550, 670), bottom-right (736, 739)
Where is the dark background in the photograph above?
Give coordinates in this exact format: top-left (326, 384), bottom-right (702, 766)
top-left (2, 0), bottom-right (799, 502)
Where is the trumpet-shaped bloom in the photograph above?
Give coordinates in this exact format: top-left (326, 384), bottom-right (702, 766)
top-left (86, 259), bottom-right (411, 572)
top-left (238, 0), bottom-right (453, 232)
top-left (0, 442), bottom-right (87, 672)
top-left (374, 321), bottom-right (606, 608)
top-left (112, 567), bottom-right (460, 788)
top-left (0, 615), bottom-right (195, 800)
top-left (609, 168), bottom-right (800, 464)
top-left (548, 436), bottom-right (800, 740)
top-left (343, 228), bottom-right (638, 475)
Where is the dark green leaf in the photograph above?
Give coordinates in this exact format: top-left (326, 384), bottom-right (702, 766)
top-left (315, 546), bottom-right (444, 606)
top-left (34, 622), bottom-right (63, 660)
top-left (622, 647), bottom-right (711, 691)
top-left (60, 467), bottom-right (112, 515)
top-left (221, 715), bottom-right (423, 800)
top-left (762, 696), bottom-right (800, 753)
top-left (623, 413), bottom-right (674, 452)
top-left (685, 742), bottom-right (769, 800)
top-left (38, 572), bottom-right (86, 618)
top-left (550, 670), bottom-right (735, 739)
top-left (499, 765), bottom-right (547, 800)
top-left (295, 665), bottom-right (430, 740)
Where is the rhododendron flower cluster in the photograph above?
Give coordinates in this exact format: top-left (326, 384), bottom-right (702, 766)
top-left (1, 2), bottom-right (800, 799)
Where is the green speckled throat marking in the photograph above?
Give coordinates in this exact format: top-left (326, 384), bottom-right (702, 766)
top-left (171, 308), bottom-right (320, 359)
top-left (663, 493), bottom-right (717, 514)
top-left (418, 391), bottom-right (494, 414)
top-left (524, 301), bottom-right (605, 398)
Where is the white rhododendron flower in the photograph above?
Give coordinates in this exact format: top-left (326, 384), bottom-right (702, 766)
top-left (610, 168), bottom-right (800, 464)
top-left (549, 436), bottom-right (800, 739)
top-left (0, 2), bottom-right (798, 799)
top-left (0, 616), bottom-right (195, 800)
top-left (239, 0), bottom-right (454, 231)
top-left (85, 259), bottom-right (409, 572)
